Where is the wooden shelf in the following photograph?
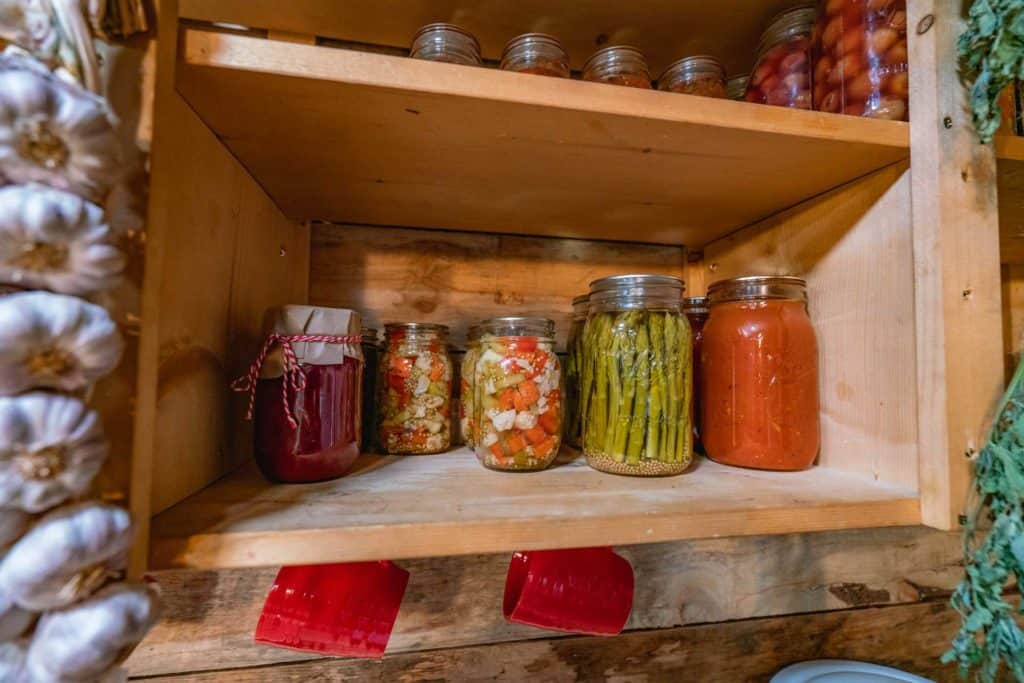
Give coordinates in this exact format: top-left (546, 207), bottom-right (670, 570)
top-left (149, 448), bottom-right (920, 570)
top-left (177, 28), bottom-right (909, 246)
top-left (997, 136), bottom-right (1024, 263)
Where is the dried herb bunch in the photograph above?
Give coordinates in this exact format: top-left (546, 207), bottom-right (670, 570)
top-left (958, 0), bottom-right (1024, 143)
top-left (943, 360), bottom-right (1024, 681)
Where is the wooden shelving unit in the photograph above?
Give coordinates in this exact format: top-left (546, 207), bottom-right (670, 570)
top-left (997, 135), bottom-right (1024, 263)
top-left (178, 28), bottom-right (908, 245)
top-left (149, 448), bottom-right (919, 570)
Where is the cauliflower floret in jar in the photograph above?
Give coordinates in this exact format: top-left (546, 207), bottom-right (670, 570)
top-left (514, 411), bottom-right (538, 430)
top-left (491, 409), bottom-right (517, 431)
top-left (414, 375), bottom-right (430, 396)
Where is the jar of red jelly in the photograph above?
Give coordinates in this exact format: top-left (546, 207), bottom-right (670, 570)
top-left (501, 33), bottom-right (570, 78)
top-left (811, 0), bottom-right (908, 120)
top-left (745, 7), bottom-right (815, 109)
top-left (245, 306), bottom-right (364, 484)
top-left (682, 296), bottom-right (709, 452)
top-left (701, 277), bottom-right (820, 471)
top-left (583, 46), bottom-right (652, 89)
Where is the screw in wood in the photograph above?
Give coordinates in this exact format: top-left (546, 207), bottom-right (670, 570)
top-left (943, 116), bottom-right (953, 129)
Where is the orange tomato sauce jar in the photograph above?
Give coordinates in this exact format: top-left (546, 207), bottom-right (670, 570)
top-left (700, 276), bottom-right (820, 471)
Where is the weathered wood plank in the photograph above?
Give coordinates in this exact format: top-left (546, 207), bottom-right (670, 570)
top-left (126, 526), bottom-right (961, 677)
top-left (132, 599), bottom-right (962, 682)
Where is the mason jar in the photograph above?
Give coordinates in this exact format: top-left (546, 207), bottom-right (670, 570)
top-left (501, 33), bottom-right (570, 77)
top-left (582, 275), bottom-right (693, 476)
top-left (378, 323), bottom-right (453, 454)
top-left (701, 276), bottom-right (820, 471)
top-left (473, 317), bottom-right (561, 471)
top-left (564, 294), bottom-right (589, 449)
top-left (658, 55), bottom-right (727, 98)
top-left (409, 23), bottom-right (482, 66)
top-left (360, 327), bottom-right (380, 453)
top-left (727, 74), bottom-right (750, 100)
top-left (682, 296), bottom-right (709, 453)
top-left (744, 7), bottom-right (815, 109)
top-left (582, 46), bottom-right (652, 89)
top-left (460, 324), bottom-right (481, 448)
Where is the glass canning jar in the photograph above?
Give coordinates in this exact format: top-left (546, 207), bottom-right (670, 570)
top-left (378, 323), bottom-right (453, 454)
top-left (460, 324), bottom-right (481, 448)
top-left (410, 23), bottom-right (482, 66)
top-left (701, 276), bottom-right (820, 471)
top-left (811, 0), bottom-right (908, 120)
top-left (744, 6), bottom-right (816, 109)
top-left (582, 46), bottom-right (652, 89)
top-left (727, 74), bottom-right (750, 100)
top-left (658, 55), bottom-right (727, 98)
top-left (582, 275), bottom-right (693, 476)
top-left (564, 294), bottom-right (589, 449)
top-left (501, 33), bottom-right (570, 77)
top-left (473, 317), bottom-right (561, 471)
top-left (682, 296), bottom-right (709, 453)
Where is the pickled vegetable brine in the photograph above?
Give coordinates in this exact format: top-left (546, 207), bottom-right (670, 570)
top-left (582, 275), bottom-right (693, 476)
top-left (564, 294), bottom-right (589, 448)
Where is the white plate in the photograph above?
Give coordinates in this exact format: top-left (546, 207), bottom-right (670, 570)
top-left (770, 660), bottom-right (935, 683)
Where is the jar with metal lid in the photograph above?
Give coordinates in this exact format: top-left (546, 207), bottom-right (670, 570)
top-left (727, 74), bottom-right (750, 100)
top-left (501, 33), bottom-right (570, 78)
top-left (410, 23), bottom-right (482, 66)
top-left (473, 317), bottom-right (561, 471)
top-left (582, 275), bottom-right (692, 476)
top-left (460, 324), bottom-right (481, 448)
top-left (811, 0), bottom-right (908, 120)
top-left (582, 46), bottom-right (652, 89)
top-left (701, 276), bottom-right (820, 471)
top-left (744, 6), bottom-right (815, 109)
top-left (682, 297), bottom-right (709, 453)
top-left (378, 323), bottom-right (453, 454)
top-left (360, 327), bottom-right (379, 453)
top-left (564, 294), bottom-right (589, 448)
top-left (658, 55), bottom-right (727, 98)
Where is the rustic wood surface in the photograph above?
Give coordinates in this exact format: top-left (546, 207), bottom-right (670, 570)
top-left (997, 136), bottom-right (1024, 264)
top-left (127, 525), bottom-right (962, 677)
top-left (1002, 264), bottom-right (1024, 379)
top-left (131, 599), bottom-right (963, 681)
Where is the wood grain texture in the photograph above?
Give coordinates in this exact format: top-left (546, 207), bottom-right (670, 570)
top-left (310, 224), bottom-right (684, 350)
top-left (132, 600), bottom-right (961, 682)
top-left (177, 29), bottom-right (908, 246)
top-left (1002, 264), bottom-right (1024, 380)
top-left (705, 164), bottom-right (919, 491)
top-left (907, 1), bottom-right (1005, 529)
top-left (997, 136), bottom-right (1024, 264)
top-left (127, 525), bottom-right (961, 677)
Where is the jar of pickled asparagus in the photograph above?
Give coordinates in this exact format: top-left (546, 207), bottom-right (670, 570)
top-left (378, 323), bottom-right (453, 454)
top-left (582, 46), bottom-right (652, 89)
top-left (501, 33), bottom-right (570, 77)
top-left (360, 327), bottom-right (380, 452)
top-left (410, 23), bottom-right (482, 66)
top-left (745, 6), bottom-right (815, 109)
top-left (473, 318), bottom-right (561, 471)
top-left (564, 294), bottom-right (589, 448)
top-left (682, 297), bottom-right (709, 453)
top-left (658, 55), bottom-right (727, 98)
top-left (460, 324), bottom-right (481, 448)
top-left (582, 275), bottom-right (693, 476)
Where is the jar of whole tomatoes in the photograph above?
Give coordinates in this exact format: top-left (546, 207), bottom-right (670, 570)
top-left (812, 0), bottom-right (908, 120)
top-left (701, 276), bottom-right (820, 471)
top-left (410, 23), bottom-right (482, 66)
top-left (248, 306), bottom-right (363, 483)
top-left (658, 55), bottom-right (727, 98)
top-left (460, 324), bottom-right (481, 448)
top-left (583, 275), bottom-right (693, 476)
top-left (583, 46), bottom-right (652, 89)
top-left (564, 294), bottom-right (589, 448)
top-left (473, 317), bottom-right (561, 471)
top-left (501, 33), bottom-right (570, 78)
top-left (745, 6), bottom-right (815, 109)
top-left (682, 296), bottom-right (709, 452)
top-left (378, 323), bottom-right (453, 454)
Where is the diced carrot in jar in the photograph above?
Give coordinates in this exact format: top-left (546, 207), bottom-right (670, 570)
top-left (538, 407), bottom-right (559, 434)
top-left (429, 358), bottom-right (445, 381)
top-left (498, 387), bottom-right (518, 410)
top-left (505, 433), bottom-right (527, 454)
top-left (524, 426), bottom-right (548, 446)
top-left (391, 356), bottom-right (414, 376)
top-left (514, 380), bottom-right (540, 410)
top-left (510, 337), bottom-right (538, 354)
top-left (534, 437), bottom-right (556, 458)
top-left (489, 442), bottom-right (505, 459)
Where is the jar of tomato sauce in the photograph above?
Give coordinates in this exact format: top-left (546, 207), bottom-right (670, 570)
top-left (745, 6), bottom-right (815, 109)
top-left (583, 46), bottom-right (652, 89)
top-left (378, 323), bottom-right (453, 454)
top-left (701, 276), bottom-right (820, 471)
top-left (682, 296), bottom-right (709, 452)
top-left (242, 306), bottom-right (363, 484)
top-left (501, 33), bottom-right (570, 78)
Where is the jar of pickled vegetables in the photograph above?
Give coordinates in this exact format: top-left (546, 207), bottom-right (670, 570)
top-left (583, 46), bottom-right (652, 89)
top-left (812, 0), bottom-right (908, 120)
top-left (658, 56), bottom-right (727, 98)
top-left (410, 23), bottom-right (482, 66)
top-left (460, 325), bottom-right (481, 448)
top-left (378, 323), bottom-right (453, 454)
top-left (701, 276), bottom-right (820, 471)
top-left (473, 318), bottom-right (561, 471)
top-left (360, 327), bottom-right (380, 453)
top-left (582, 275), bottom-right (693, 476)
top-left (564, 294), bottom-right (589, 448)
top-left (501, 33), bottom-right (570, 78)
top-left (682, 297), bottom-right (709, 452)
top-left (727, 74), bottom-right (750, 101)
top-left (745, 6), bottom-right (815, 109)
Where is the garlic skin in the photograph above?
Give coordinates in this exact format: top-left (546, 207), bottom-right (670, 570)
top-left (0, 501), bottom-right (133, 610)
top-left (0, 509), bottom-right (29, 549)
top-left (0, 291), bottom-right (124, 395)
top-left (0, 588), bottom-right (32, 642)
top-left (0, 1), bottom-right (60, 61)
top-left (0, 392), bottom-right (107, 512)
top-left (0, 640), bottom-right (30, 682)
top-left (0, 55), bottom-right (118, 202)
top-left (0, 184), bottom-right (123, 294)
top-left (27, 583), bottom-right (158, 681)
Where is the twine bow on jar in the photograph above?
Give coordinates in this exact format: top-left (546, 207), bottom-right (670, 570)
top-left (231, 334), bottom-right (360, 429)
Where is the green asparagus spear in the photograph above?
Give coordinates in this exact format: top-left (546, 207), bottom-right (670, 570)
top-left (605, 313), bottom-right (627, 457)
top-left (677, 315), bottom-right (693, 464)
top-left (646, 312), bottom-right (663, 462)
top-left (663, 311), bottom-right (679, 464)
top-left (579, 318), bottom-right (595, 448)
top-left (626, 320), bottom-right (650, 465)
top-left (610, 313), bottom-right (636, 459)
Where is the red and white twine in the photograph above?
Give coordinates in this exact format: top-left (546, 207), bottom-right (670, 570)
top-left (231, 334), bottom-right (360, 429)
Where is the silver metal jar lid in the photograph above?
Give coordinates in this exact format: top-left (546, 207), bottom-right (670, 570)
top-left (707, 275), bottom-right (808, 305)
top-left (478, 316), bottom-right (555, 338)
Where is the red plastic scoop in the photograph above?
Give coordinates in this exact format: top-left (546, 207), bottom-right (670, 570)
top-left (254, 561), bottom-right (409, 658)
top-left (503, 547), bottom-right (634, 636)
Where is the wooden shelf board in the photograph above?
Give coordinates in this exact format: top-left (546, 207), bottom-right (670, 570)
top-left (997, 136), bottom-right (1024, 263)
top-left (150, 448), bottom-right (921, 570)
top-left (177, 29), bottom-right (909, 246)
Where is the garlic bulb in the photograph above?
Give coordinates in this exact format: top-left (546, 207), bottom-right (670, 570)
top-left (0, 54), bottom-right (118, 202)
top-left (0, 588), bottom-right (32, 642)
top-left (0, 184), bottom-right (123, 294)
top-left (0, 392), bottom-right (107, 512)
top-left (0, 509), bottom-right (28, 548)
top-left (0, 291), bottom-right (123, 395)
top-left (0, 1), bottom-right (60, 61)
top-left (27, 583), bottom-right (158, 681)
top-left (0, 640), bottom-right (30, 682)
top-left (0, 501), bottom-right (132, 610)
